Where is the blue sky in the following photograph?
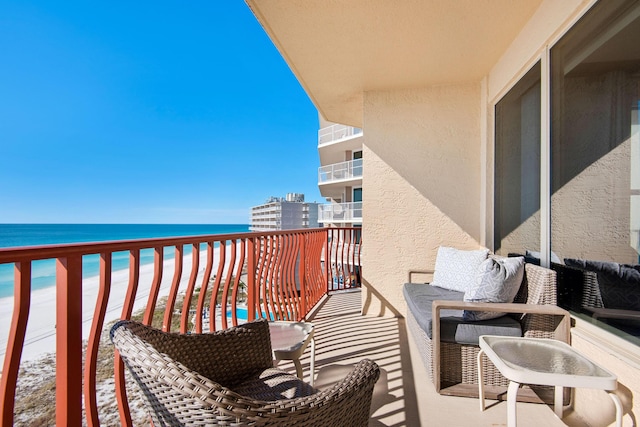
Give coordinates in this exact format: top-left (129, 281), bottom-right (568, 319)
top-left (0, 1), bottom-right (322, 224)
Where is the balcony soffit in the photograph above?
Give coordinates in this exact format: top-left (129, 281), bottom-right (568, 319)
top-left (318, 135), bottom-right (363, 165)
top-left (319, 182), bottom-right (352, 199)
top-left (246, 0), bottom-right (543, 127)
top-left (319, 176), bottom-right (363, 188)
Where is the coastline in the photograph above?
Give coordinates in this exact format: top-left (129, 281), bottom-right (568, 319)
top-left (0, 245), bottom-right (235, 363)
top-left (0, 223), bottom-right (251, 299)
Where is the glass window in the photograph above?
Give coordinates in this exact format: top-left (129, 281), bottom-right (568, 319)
top-left (494, 62), bottom-right (541, 257)
top-left (352, 151), bottom-right (363, 177)
top-left (353, 187), bottom-right (362, 220)
top-left (353, 187), bottom-right (362, 203)
top-left (550, 0), bottom-right (640, 344)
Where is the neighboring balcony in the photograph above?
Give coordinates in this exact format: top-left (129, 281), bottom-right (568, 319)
top-left (318, 124), bottom-right (362, 146)
top-left (319, 202), bottom-right (362, 224)
top-left (318, 158), bottom-right (363, 186)
top-left (249, 220), bottom-right (281, 231)
top-left (251, 213), bottom-right (280, 221)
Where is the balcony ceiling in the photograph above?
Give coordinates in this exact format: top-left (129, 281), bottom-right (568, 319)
top-left (246, 0), bottom-right (543, 127)
top-left (319, 177), bottom-right (362, 201)
top-left (318, 134), bottom-right (363, 165)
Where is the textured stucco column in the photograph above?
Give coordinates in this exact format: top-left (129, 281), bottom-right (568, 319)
top-left (361, 84), bottom-right (484, 316)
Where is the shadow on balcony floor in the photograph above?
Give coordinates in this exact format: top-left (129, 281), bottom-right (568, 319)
top-left (274, 289), bottom-right (571, 427)
top-left (309, 290), bottom-right (417, 427)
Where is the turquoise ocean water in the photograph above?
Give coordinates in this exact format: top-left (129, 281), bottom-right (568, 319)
top-left (0, 224), bottom-right (249, 299)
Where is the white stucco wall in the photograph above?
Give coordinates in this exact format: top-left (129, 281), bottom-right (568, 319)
top-left (361, 84), bottom-right (484, 315)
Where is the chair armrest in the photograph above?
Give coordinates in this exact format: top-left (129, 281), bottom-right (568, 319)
top-left (206, 359), bottom-right (380, 424)
top-left (432, 300), bottom-right (570, 318)
top-left (430, 300), bottom-right (571, 392)
top-left (407, 269), bottom-right (434, 283)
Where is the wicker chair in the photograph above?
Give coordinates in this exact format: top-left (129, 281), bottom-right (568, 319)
top-left (110, 318), bottom-right (379, 426)
top-left (406, 262), bottom-right (571, 402)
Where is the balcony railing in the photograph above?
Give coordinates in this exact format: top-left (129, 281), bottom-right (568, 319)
top-left (318, 124), bottom-right (362, 146)
top-left (318, 158), bottom-right (363, 184)
top-left (325, 228), bottom-right (362, 292)
top-left (0, 227), bottom-right (361, 426)
top-left (319, 202), bottom-right (363, 223)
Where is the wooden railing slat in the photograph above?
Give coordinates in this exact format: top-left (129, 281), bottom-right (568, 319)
top-left (55, 255), bottom-right (83, 426)
top-left (0, 261), bottom-right (31, 427)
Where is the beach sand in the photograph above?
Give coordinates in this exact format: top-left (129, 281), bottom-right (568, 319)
top-left (0, 245), bottom-right (236, 363)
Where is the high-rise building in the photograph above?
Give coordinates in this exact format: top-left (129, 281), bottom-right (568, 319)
top-left (249, 193), bottom-right (320, 231)
top-left (317, 115), bottom-right (363, 228)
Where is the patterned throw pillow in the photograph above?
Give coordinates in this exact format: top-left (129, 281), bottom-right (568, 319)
top-left (463, 256), bottom-right (525, 321)
top-left (431, 246), bottom-right (490, 293)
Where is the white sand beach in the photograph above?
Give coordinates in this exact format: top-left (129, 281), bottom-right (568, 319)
top-left (0, 245), bottom-right (237, 363)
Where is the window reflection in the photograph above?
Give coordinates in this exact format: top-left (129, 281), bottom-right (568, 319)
top-left (551, 0), bottom-right (640, 343)
top-left (494, 63), bottom-right (541, 256)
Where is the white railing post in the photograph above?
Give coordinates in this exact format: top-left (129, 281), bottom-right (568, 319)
top-left (318, 159), bottom-right (363, 184)
top-left (318, 124), bottom-right (363, 146)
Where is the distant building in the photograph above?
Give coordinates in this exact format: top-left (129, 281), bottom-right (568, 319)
top-left (249, 193), bottom-right (320, 231)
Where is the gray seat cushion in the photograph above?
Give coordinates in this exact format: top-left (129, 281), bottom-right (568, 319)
top-left (403, 283), bottom-right (522, 345)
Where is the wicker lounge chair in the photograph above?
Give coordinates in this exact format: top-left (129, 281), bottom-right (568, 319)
top-left (110, 318), bottom-right (380, 426)
top-left (405, 262), bottom-right (571, 402)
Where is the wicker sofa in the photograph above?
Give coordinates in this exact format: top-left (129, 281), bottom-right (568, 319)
top-left (404, 261), bottom-right (571, 401)
top-left (111, 318), bottom-right (380, 426)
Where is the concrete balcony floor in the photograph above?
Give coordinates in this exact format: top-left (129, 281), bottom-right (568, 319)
top-left (277, 289), bottom-right (579, 427)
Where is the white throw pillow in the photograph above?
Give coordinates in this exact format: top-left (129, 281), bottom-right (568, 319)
top-left (431, 246), bottom-right (489, 292)
top-left (463, 256), bottom-right (525, 321)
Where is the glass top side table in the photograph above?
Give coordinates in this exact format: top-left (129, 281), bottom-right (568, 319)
top-left (478, 335), bottom-right (622, 427)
